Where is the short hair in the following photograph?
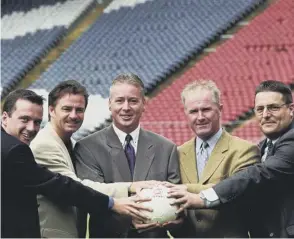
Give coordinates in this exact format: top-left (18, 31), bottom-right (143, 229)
top-left (110, 73), bottom-right (145, 98)
top-left (181, 80), bottom-right (221, 105)
top-left (48, 80), bottom-right (89, 108)
top-left (2, 89), bottom-right (44, 116)
top-left (255, 80), bottom-right (293, 104)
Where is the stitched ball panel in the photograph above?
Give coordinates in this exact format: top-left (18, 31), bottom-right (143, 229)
top-left (139, 186), bottom-right (178, 224)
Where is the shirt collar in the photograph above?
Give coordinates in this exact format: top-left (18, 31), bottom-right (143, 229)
top-left (267, 138), bottom-right (279, 145)
top-left (196, 128), bottom-right (223, 153)
top-left (112, 123), bottom-right (140, 145)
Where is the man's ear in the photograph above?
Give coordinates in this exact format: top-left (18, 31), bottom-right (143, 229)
top-left (108, 98), bottom-right (111, 111)
top-left (142, 97), bottom-right (147, 112)
top-left (48, 105), bottom-right (55, 119)
top-left (1, 112), bottom-right (9, 127)
top-left (289, 103), bottom-right (294, 118)
top-left (219, 104), bottom-right (223, 112)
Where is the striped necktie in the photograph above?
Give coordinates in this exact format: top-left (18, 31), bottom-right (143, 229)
top-left (197, 141), bottom-right (209, 178)
top-left (265, 140), bottom-right (274, 161)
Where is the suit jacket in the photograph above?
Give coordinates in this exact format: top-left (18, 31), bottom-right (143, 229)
top-left (30, 123), bottom-right (131, 238)
top-left (214, 122), bottom-right (294, 238)
top-left (1, 127), bottom-right (109, 238)
top-left (178, 131), bottom-right (260, 237)
top-left (74, 125), bottom-right (181, 238)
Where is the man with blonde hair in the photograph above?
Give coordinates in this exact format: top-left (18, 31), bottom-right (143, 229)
top-left (165, 80), bottom-right (260, 237)
top-left (74, 73), bottom-right (181, 238)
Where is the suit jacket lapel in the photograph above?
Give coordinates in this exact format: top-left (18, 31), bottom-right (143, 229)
top-left (133, 129), bottom-right (155, 181)
top-left (200, 131), bottom-right (229, 184)
top-left (180, 138), bottom-right (199, 183)
top-left (46, 123), bottom-right (75, 172)
top-left (106, 126), bottom-right (132, 181)
top-left (259, 138), bottom-right (267, 156)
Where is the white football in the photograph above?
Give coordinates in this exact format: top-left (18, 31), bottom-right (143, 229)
top-left (138, 185), bottom-right (178, 224)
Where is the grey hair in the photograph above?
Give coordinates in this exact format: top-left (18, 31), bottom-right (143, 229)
top-left (181, 80), bottom-right (221, 105)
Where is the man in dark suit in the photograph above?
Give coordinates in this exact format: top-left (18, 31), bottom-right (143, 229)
top-left (1, 89), bottom-right (152, 238)
top-left (169, 80), bottom-right (294, 238)
top-left (74, 73), bottom-right (181, 238)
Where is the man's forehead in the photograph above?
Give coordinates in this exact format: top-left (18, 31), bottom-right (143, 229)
top-left (56, 94), bottom-right (86, 106)
top-left (255, 91), bottom-right (284, 105)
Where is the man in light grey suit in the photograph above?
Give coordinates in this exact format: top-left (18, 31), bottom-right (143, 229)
top-left (30, 80), bottom-right (156, 238)
top-left (74, 73), bottom-right (181, 238)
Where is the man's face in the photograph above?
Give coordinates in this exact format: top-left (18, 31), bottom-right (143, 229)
top-left (184, 89), bottom-right (222, 140)
top-left (109, 83), bottom-right (145, 133)
top-left (254, 91), bottom-right (294, 139)
top-left (2, 99), bottom-right (43, 144)
top-left (49, 93), bottom-right (86, 138)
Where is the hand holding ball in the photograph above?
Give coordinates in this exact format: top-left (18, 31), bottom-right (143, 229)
top-left (138, 185), bottom-right (178, 224)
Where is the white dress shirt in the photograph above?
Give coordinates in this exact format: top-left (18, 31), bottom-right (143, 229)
top-left (261, 138), bottom-right (278, 162)
top-left (112, 124), bottom-right (140, 154)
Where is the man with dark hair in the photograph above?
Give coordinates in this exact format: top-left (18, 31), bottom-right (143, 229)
top-left (169, 80), bottom-right (294, 238)
top-left (1, 89), bottom-right (152, 238)
top-left (74, 73), bottom-right (181, 238)
top-left (30, 80), bottom-right (156, 238)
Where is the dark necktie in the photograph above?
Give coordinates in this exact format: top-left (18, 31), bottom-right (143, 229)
top-left (265, 140), bottom-right (274, 160)
top-left (125, 134), bottom-right (136, 176)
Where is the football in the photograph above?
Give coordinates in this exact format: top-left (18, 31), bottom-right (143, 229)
top-left (138, 185), bottom-right (178, 224)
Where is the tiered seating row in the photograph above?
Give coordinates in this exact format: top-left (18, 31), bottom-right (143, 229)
top-left (28, 0), bottom-right (263, 139)
top-left (1, 0), bottom-right (95, 98)
top-left (141, 0), bottom-right (294, 145)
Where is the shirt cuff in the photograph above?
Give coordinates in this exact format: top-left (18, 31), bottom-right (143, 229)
top-left (108, 196), bottom-right (114, 209)
top-left (200, 188), bottom-right (220, 208)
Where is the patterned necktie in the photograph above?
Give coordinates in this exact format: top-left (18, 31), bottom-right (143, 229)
top-left (197, 141), bottom-right (209, 178)
top-left (125, 134), bottom-right (136, 176)
top-left (265, 140), bottom-right (274, 161)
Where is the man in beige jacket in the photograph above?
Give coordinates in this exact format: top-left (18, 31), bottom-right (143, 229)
top-left (30, 80), bottom-right (157, 238)
top-left (165, 80), bottom-right (260, 237)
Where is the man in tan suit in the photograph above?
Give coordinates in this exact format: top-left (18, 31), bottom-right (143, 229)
top-left (30, 80), bottom-right (157, 238)
top-left (165, 80), bottom-right (260, 237)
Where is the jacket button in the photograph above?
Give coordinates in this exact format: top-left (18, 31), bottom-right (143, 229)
top-left (269, 232), bottom-right (274, 237)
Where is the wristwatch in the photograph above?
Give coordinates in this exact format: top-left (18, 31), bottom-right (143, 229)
top-left (199, 188), bottom-right (220, 208)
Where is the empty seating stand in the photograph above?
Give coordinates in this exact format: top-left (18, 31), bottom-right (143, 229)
top-left (141, 0), bottom-right (294, 145)
top-left (1, 0), bottom-right (95, 99)
top-left (28, 0), bottom-right (264, 140)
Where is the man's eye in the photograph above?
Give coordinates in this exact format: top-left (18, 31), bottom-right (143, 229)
top-left (269, 106), bottom-right (280, 111)
top-left (21, 118), bottom-right (28, 123)
top-left (76, 109), bottom-right (85, 113)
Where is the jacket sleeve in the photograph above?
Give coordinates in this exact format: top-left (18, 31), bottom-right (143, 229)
top-left (8, 144), bottom-right (110, 214)
top-left (31, 141), bottom-right (129, 198)
top-left (167, 144), bottom-right (181, 184)
top-left (214, 132), bottom-right (294, 203)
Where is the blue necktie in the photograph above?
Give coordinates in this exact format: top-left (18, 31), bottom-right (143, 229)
top-left (125, 134), bottom-right (136, 176)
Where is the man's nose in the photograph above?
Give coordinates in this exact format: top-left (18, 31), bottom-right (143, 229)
top-left (197, 111), bottom-right (205, 120)
top-left (26, 121), bottom-right (35, 131)
top-left (122, 101), bottom-right (130, 110)
top-left (69, 110), bottom-right (78, 118)
top-left (262, 107), bottom-right (271, 118)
